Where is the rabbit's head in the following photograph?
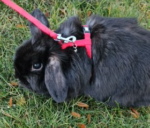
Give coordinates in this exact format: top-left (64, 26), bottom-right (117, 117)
top-left (14, 9), bottom-right (69, 102)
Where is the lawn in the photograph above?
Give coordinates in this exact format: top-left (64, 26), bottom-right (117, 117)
top-left (0, 0), bottom-right (150, 128)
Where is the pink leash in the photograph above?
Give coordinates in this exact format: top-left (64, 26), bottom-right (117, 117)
top-left (1, 0), bottom-right (92, 58)
top-left (0, 0), bottom-right (57, 39)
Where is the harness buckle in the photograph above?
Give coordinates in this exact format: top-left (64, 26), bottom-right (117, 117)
top-left (83, 26), bottom-right (90, 33)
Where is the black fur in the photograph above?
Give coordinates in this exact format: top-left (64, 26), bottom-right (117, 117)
top-left (14, 9), bottom-right (150, 107)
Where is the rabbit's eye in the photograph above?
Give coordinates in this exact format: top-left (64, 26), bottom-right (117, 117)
top-left (32, 63), bottom-right (43, 71)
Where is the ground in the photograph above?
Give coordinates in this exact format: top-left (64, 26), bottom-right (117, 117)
top-left (0, 0), bottom-right (150, 128)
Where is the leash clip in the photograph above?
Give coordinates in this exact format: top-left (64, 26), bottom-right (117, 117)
top-left (57, 34), bottom-right (76, 43)
top-left (57, 34), bottom-right (77, 52)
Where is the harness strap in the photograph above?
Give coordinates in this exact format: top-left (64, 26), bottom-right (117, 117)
top-left (61, 29), bottom-right (91, 58)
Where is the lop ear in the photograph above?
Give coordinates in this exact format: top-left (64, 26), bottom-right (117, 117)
top-left (44, 56), bottom-right (68, 103)
top-left (29, 9), bottom-right (50, 44)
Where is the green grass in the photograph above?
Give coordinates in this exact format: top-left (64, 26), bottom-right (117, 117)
top-left (0, 0), bottom-right (150, 127)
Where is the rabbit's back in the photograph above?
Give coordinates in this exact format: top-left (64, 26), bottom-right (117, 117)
top-left (85, 16), bottom-right (150, 107)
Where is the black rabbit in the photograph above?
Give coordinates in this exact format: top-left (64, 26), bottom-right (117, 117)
top-left (14, 9), bottom-right (150, 107)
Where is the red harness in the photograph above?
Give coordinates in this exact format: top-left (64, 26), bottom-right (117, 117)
top-left (1, 0), bottom-right (92, 58)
